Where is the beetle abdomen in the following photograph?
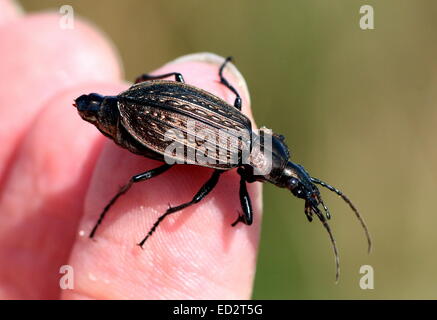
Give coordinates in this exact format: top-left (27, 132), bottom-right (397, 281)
top-left (118, 80), bottom-right (252, 169)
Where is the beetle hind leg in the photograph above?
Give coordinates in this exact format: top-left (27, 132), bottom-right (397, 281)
top-left (135, 72), bottom-right (185, 84)
top-left (138, 169), bottom-right (223, 247)
top-left (89, 163), bottom-right (173, 239)
top-left (219, 56), bottom-right (242, 110)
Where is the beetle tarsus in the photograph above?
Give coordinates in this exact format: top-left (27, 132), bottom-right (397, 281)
top-left (89, 164), bottom-right (172, 239)
top-left (219, 56), bottom-right (242, 110)
top-left (231, 214), bottom-right (243, 227)
top-left (135, 72), bottom-right (185, 84)
top-left (237, 170), bottom-right (253, 225)
top-left (136, 242), bottom-right (145, 250)
top-left (138, 170), bottom-right (223, 246)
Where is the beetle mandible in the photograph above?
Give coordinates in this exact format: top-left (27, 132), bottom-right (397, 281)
top-left (74, 57), bottom-right (371, 280)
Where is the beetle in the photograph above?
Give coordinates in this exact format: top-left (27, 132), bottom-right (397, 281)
top-left (74, 57), bottom-right (371, 280)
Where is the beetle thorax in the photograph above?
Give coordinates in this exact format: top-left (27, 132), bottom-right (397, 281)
top-left (93, 97), bottom-right (120, 139)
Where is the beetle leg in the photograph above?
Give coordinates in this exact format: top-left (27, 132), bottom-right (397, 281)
top-left (219, 56), bottom-right (242, 110)
top-left (89, 163), bottom-right (173, 239)
top-left (138, 169), bottom-right (223, 247)
top-left (134, 72), bottom-right (185, 84)
top-left (231, 172), bottom-right (253, 227)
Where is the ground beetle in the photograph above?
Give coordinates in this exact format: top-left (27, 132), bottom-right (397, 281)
top-left (74, 57), bottom-right (371, 280)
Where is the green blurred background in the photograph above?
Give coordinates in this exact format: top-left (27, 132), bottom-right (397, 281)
top-left (20, 0), bottom-right (437, 299)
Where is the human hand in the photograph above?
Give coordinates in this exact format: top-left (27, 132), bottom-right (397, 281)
top-left (0, 1), bottom-right (262, 300)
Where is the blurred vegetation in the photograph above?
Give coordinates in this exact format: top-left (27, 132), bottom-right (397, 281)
top-left (21, 0), bottom-right (437, 299)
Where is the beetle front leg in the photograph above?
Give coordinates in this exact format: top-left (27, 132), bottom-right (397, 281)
top-left (135, 72), bottom-right (185, 84)
top-left (89, 163), bottom-right (173, 239)
top-left (218, 56), bottom-right (242, 110)
top-left (138, 169), bottom-right (223, 247)
top-left (231, 170), bottom-right (253, 227)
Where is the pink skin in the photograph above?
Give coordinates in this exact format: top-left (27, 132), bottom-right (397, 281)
top-left (0, 0), bottom-right (21, 25)
top-left (0, 0), bottom-right (262, 299)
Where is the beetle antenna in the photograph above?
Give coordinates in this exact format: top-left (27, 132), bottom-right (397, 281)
top-left (311, 177), bottom-right (372, 254)
top-left (310, 203), bottom-right (340, 282)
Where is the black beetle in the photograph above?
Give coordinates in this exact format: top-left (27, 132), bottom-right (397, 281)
top-left (74, 57), bottom-right (371, 280)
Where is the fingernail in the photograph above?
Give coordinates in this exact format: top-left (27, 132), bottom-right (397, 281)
top-left (165, 52), bottom-right (251, 105)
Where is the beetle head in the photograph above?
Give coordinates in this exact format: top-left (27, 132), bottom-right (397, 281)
top-left (285, 162), bottom-right (329, 221)
top-left (74, 93), bottom-right (104, 123)
top-left (74, 93), bottom-right (119, 138)
top-left (284, 161), bottom-right (342, 280)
